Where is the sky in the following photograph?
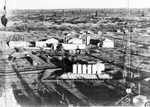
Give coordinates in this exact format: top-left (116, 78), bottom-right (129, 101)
top-left (0, 0), bottom-right (150, 10)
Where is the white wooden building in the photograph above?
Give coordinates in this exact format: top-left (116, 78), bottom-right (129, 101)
top-left (35, 38), bottom-right (59, 49)
top-left (62, 43), bottom-right (86, 50)
top-left (142, 33), bottom-right (150, 37)
top-left (8, 41), bottom-right (30, 48)
top-left (45, 38), bottom-right (59, 44)
top-left (68, 38), bottom-right (83, 44)
top-left (35, 41), bottom-right (46, 47)
top-left (102, 38), bottom-right (114, 48)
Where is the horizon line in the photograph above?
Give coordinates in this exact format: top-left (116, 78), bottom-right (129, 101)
top-left (6, 7), bottom-right (150, 10)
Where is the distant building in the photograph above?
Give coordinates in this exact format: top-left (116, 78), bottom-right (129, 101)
top-left (62, 44), bottom-right (78, 50)
top-left (87, 30), bottom-right (94, 34)
top-left (62, 43), bottom-right (85, 50)
top-left (36, 38), bottom-right (59, 50)
top-left (147, 29), bottom-right (150, 33)
top-left (68, 38), bottom-right (83, 44)
top-left (80, 30), bottom-right (94, 35)
top-left (142, 33), bottom-right (150, 37)
top-left (45, 38), bottom-right (59, 44)
top-left (8, 41), bottom-right (30, 48)
top-left (102, 38), bottom-right (114, 48)
top-left (106, 32), bottom-right (111, 34)
top-left (90, 39), bottom-right (100, 46)
top-left (85, 35), bottom-right (91, 46)
top-left (117, 29), bottom-right (121, 33)
top-left (62, 43), bottom-right (86, 55)
top-left (35, 41), bottom-right (46, 47)
top-left (80, 30), bottom-right (86, 35)
top-left (98, 31), bottom-right (103, 35)
top-left (125, 29), bottom-right (129, 33)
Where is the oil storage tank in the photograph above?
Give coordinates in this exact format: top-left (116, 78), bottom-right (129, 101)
top-left (77, 64), bottom-right (82, 74)
top-left (95, 63), bottom-right (105, 74)
top-left (92, 64), bottom-right (97, 74)
top-left (72, 63), bottom-right (105, 75)
top-left (73, 64), bottom-right (77, 73)
top-left (87, 65), bottom-right (92, 74)
top-left (82, 64), bottom-right (87, 74)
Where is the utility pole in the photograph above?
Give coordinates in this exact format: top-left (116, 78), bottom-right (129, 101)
top-left (123, 0), bottom-right (130, 81)
top-left (135, 58), bottom-right (146, 95)
top-left (127, 0), bottom-right (131, 79)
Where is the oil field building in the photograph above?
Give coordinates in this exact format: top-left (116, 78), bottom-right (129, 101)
top-left (8, 41), bottom-right (30, 48)
top-left (102, 38), bottom-right (114, 48)
top-left (68, 38), bottom-right (83, 44)
top-left (62, 43), bottom-right (86, 54)
top-left (35, 38), bottom-right (60, 49)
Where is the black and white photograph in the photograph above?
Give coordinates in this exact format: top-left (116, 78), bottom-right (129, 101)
top-left (0, 0), bottom-right (150, 106)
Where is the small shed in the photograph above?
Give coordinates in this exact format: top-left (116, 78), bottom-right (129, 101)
top-left (102, 38), bottom-right (114, 48)
top-left (68, 38), bottom-right (83, 44)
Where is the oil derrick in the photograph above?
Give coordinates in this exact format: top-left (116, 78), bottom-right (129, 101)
top-left (53, 11), bottom-right (56, 17)
top-left (122, 26), bottom-right (128, 79)
top-left (71, 11), bottom-right (74, 14)
top-left (101, 9), bottom-right (104, 14)
top-left (43, 14), bottom-right (46, 22)
top-left (62, 9), bottom-right (64, 16)
top-left (141, 11), bottom-right (145, 17)
top-left (79, 10), bottom-right (82, 15)
top-left (95, 10), bottom-right (98, 16)
top-left (123, 6), bottom-right (132, 80)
